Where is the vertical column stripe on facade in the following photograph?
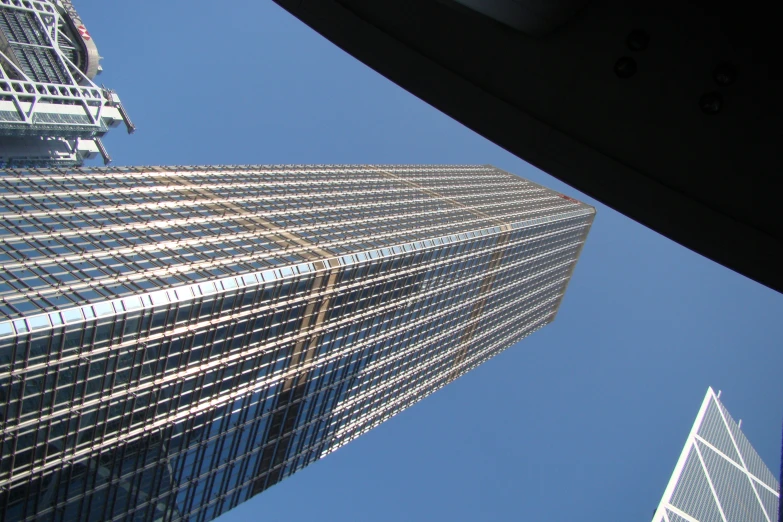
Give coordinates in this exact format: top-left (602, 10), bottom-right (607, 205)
top-left (0, 165), bottom-right (594, 521)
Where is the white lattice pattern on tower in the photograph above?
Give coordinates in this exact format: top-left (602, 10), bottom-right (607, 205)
top-left (652, 388), bottom-right (780, 522)
top-left (0, 0), bottom-right (132, 166)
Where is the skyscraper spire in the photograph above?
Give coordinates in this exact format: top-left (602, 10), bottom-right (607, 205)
top-left (652, 388), bottom-right (780, 522)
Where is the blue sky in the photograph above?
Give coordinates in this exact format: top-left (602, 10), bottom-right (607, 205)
top-left (80, 2), bottom-right (782, 520)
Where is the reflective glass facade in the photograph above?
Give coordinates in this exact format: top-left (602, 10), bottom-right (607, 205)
top-left (0, 165), bottom-right (594, 521)
top-left (652, 387), bottom-right (780, 522)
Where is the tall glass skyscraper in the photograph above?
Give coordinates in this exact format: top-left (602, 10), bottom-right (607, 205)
top-left (0, 165), bottom-right (594, 521)
top-left (652, 387), bottom-right (780, 522)
top-left (0, 0), bottom-right (133, 167)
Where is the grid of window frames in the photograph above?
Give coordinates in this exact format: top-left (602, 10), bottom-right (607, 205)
top-left (0, 165), bottom-right (594, 521)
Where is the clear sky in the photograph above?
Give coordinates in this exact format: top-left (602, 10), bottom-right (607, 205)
top-left (79, 2), bottom-right (782, 520)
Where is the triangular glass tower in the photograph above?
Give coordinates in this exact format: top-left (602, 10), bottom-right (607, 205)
top-left (652, 387), bottom-right (780, 522)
